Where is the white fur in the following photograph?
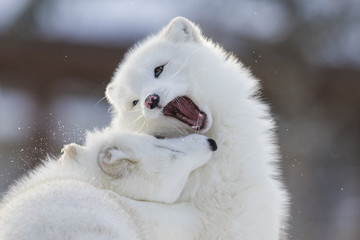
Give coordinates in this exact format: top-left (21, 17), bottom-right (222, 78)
top-left (0, 17), bottom-right (289, 239)
top-left (0, 130), bottom-right (214, 239)
top-left (106, 17), bottom-right (289, 239)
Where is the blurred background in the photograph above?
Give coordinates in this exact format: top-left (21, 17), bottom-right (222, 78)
top-left (0, 0), bottom-right (359, 239)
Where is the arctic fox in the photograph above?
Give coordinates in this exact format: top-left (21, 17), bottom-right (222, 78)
top-left (0, 129), bottom-right (216, 239)
top-left (105, 17), bottom-right (289, 239)
top-left (1, 17), bottom-right (289, 240)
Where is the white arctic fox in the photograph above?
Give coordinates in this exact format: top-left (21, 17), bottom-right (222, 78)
top-left (0, 17), bottom-right (289, 240)
top-left (0, 130), bottom-right (216, 239)
top-left (105, 17), bottom-right (289, 239)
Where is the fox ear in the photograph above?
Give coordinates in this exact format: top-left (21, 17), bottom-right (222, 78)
top-left (98, 148), bottom-right (136, 178)
top-left (59, 143), bottom-right (84, 162)
top-left (162, 17), bottom-right (202, 43)
top-left (105, 81), bottom-right (116, 105)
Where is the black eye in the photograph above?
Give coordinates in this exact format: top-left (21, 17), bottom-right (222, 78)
top-left (154, 65), bottom-right (164, 78)
top-left (132, 100), bottom-right (139, 106)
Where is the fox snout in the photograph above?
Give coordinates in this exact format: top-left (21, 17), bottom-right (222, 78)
top-left (145, 93), bottom-right (160, 109)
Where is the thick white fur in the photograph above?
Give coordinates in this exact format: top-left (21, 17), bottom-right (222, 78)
top-left (0, 130), bottom-right (214, 239)
top-left (106, 17), bottom-right (289, 239)
top-left (0, 17), bottom-right (289, 240)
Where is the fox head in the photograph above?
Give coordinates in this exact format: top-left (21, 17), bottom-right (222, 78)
top-left (106, 17), bottom-right (259, 141)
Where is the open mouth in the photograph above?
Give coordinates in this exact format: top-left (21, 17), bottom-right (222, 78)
top-left (162, 96), bottom-right (208, 131)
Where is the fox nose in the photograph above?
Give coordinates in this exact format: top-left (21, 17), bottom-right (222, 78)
top-left (207, 139), bottom-right (218, 151)
top-left (145, 93), bottom-right (160, 109)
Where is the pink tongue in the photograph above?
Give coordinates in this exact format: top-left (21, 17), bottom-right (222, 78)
top-left (175, 98), bottom-right (199, 121)
top-left (162, 96), bottom-right (207, 130)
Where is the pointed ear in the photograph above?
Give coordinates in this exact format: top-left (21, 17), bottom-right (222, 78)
top-left (162, 17), bottom-right (202, 43)
top-left (59, 143), bottom-right (84, 162)
top-left (105, 81), bottom-right (116, 105)
top-left (98, 148), bottom-right (136, 178)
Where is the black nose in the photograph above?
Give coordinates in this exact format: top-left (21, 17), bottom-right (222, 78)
top-left (207, 139), bottom-right (217, 151)
top-left (145, 93), bottom-right (160, 109)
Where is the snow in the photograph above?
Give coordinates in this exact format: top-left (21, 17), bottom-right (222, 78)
top-left (0, 86), bottom-right (35, 142)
